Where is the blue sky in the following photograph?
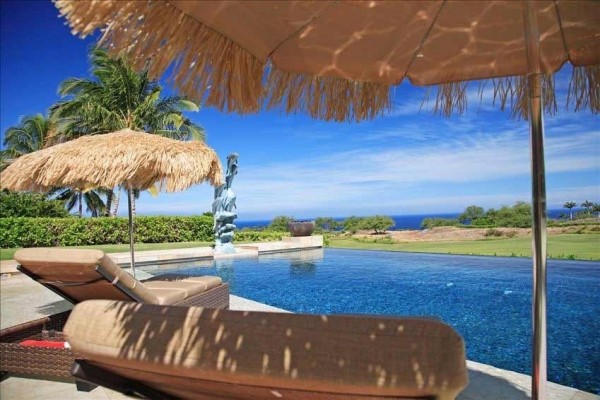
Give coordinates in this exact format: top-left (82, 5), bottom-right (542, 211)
top-left (1, 0), bottom-right (598, 220)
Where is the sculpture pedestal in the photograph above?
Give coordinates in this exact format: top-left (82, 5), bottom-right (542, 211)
top-left (282, 235), bottom-right (323, 248)
top-left (214, 243), bottom-right (236, 254)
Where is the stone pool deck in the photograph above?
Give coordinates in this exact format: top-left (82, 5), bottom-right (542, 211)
top-left (1, 243), bottom-right (598, 399)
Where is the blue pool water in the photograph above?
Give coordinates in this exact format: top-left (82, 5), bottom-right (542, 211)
top-left (147, 249), bottom-right (600, 393)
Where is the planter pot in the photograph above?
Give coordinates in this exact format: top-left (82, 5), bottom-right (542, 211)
top-left (287, 221), bottom-right (315, 237)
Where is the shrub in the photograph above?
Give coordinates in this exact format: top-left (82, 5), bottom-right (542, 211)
top-left (470, 202), bottom-right (532, 228)
top-left (233, 230), bottom-right (288, 243)
top-left (484, 228), bottom-right (504, 237)
top-left (0, 215), bottom-right (214, 248)
top-left (268, 216), bottom-right (295, 231)
top-left (0, 190), bottom-right (69, 218)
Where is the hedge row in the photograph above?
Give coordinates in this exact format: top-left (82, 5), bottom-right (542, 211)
top-left (0, 216), bottom-right (215, 248)
top-left (234, 229), bottom-right (289, 243)
top-left (0, 217), bottom-right (295, 249)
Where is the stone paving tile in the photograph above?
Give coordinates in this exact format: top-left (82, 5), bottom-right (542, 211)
top-left (0, 377), bottom-right (129, 400)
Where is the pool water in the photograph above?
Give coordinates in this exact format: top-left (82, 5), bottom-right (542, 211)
top-left (144, 248), bottom-right (600, 394)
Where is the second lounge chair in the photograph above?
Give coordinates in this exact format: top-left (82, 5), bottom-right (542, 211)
top-left (13, 248), bottom-right (229, 308)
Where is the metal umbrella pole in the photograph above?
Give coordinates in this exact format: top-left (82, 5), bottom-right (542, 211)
top-left (127, 188), bottom-right (136, 278)
top-left (523, 2), bottom-right (547, 399)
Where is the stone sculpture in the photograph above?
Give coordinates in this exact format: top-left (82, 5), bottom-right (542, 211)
top-left (213, 153), bottom-right (239, 253)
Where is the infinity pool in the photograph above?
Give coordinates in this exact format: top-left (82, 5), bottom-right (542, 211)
top-left (143, 249), bottom-right (600, 394)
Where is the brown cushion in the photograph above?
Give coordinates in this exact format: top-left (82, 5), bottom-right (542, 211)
top-left (14, 247), bottom-right (159, 304)
top-left (144, 280), bottom-right (209, 298)
top-left (147, 288), bottom-right (187, 305)
top-left (65, 300), bottom-right (468, 400)
top-left (15, 248), bottom-right (105, 268)
top-left (14, 248), bottom-right (137, 303)
top-left (181, 276), bottom-right (222, 290)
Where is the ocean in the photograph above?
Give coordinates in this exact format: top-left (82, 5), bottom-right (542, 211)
top-left (236, 209), bottom-right (567, 231)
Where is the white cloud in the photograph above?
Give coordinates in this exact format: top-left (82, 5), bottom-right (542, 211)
top-left (132, 117), bottom-right (599, 219)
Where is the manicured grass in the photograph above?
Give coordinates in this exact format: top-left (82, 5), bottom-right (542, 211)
top-left (2, 234), bottom-right (598, 261)
top-left (328, 234), bottom-right (600, 261)
top-left (0, 241), bottom-right (212, 261)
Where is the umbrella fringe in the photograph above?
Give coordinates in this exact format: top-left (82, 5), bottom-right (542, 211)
top-left (430, 81), bottom-right (468, 117)
top-left (489, 75), bottom-right (557, 120)
top-left (567, 65), bottom-right (600, 114)
top-left (431, 75), bottom-right (561, 120)
top-left (54, 0), bottom-right (263, 115)
top-left (54, 0), bottom-right (599, 122)
top-left (266, 68), bottom-right (391, 122)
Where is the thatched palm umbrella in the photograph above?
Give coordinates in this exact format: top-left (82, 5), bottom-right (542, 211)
top-left (53, 1), bottom-right (599, 397)
top-left (0, 129), bottom-right (223, 276)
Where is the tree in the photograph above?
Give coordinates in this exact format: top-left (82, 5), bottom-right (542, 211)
top-left (580, 200), bottom-right (594, 215)
top-left (315, 217), bottom-right (341, 232)
top-left (269, 216), bottom-right (295, 231)
top-left (50, 187), bottom-right (108, 218)
top-left (563, 201), bottom-right (577, 221)
top-left (1, 114), bottom-right (52, 171)
top-left (488, 202), bottom-right (531, 228)
top-left (1, 115), bottom-right (107, 216)
top-left (360, 215), bottom-right (395, 234)
top-left (458, 205), bottom-right (486, 224)
top-left (593, 203), bottom-right (600, 219)
top-left (0, 190), bottom-right (68, 218)
top-left (343, 216), bottom-right (363, 233)
top-left (50, 48), bottom-right (206, 216)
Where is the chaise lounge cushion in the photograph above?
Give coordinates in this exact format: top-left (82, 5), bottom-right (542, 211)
top-left (65, 300), bottom-right (468, 400)
top-left (14, 248), bottom-right (225, 307)
top-left (143, 278), bottom-right (222, 298)
top-left (181, 276), bottom-right (223, 290)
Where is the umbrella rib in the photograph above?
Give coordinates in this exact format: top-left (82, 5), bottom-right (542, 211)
top-left (401, 0), bottom-right (447, 84)
top-left (552, 0), bottom-right (573, 64)
top-left (266, 0), bottom-right (341, 60)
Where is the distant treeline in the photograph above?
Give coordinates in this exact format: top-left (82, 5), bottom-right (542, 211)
top-left (422, 201), bottom-right (600, 229)
top-left (256, 215), bottom-right (395, 234)
top-left (265, 201), bottom-right (600, 233)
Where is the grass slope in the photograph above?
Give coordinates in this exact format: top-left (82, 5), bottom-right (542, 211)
top-left (329, 234), bottom-right (600, 261)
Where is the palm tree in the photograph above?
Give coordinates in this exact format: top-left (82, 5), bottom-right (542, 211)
top-left (581, 200), bottom-right (594, 216)
top-left (563, 201), bottom-right (577, 221)
top-left (1, 114), bottom-right (51, 171)
top-left (50, 187), bottom-right (108, 218)
top-left (50, 48), bottom-right (206, 215)
top-left (593, 203), bottom-right (600, 219)
top-left (2, 114), bottom-right (107, 216)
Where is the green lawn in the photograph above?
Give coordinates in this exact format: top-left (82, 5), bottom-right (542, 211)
top-left (0, 241), bottom-right (212, 261)
top-left (329, 233), bottom-right (600, 261)
top-left (2, 234), bottom-right (598, 261)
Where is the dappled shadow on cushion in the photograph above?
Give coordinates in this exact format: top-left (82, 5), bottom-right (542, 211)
top-left (64, 299), bottom-right (469, 399)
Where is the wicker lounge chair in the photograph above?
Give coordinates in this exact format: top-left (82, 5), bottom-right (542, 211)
top-left (12, 248), bottom-right (229, 308)
top-left (0, 248), bottom-right (228, 382)
top-left (65, 300), bottom-right (468, 400)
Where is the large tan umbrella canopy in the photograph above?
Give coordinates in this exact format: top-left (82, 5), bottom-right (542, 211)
top-left (0, 129), bottom-right (224, 276)
top-left (54, 1), bottom-right (599, 397)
